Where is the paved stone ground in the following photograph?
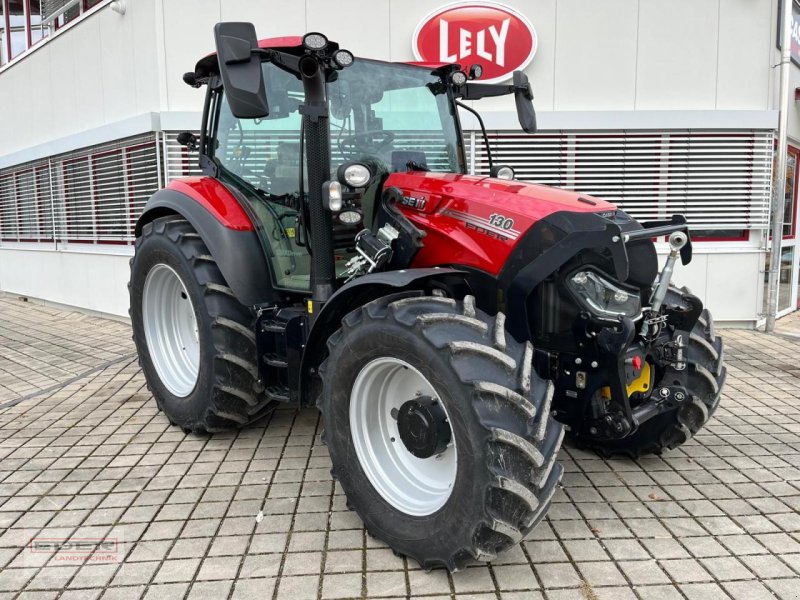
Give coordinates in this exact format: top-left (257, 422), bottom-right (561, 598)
top-left (0, 296), bottom-right (135, 402)
top-left (1, 297), bottom-right (800, 600)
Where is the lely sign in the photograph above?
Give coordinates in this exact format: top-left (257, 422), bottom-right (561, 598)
top-left (412, 1), bottom-right (537, 83)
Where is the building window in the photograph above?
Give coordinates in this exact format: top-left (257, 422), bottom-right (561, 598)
top-left (8, 0), bottom-right (26, 60)
top-left (29, 1), bottom-right (49, 45)
top-left (16, 169), bottom-right (38, 240)
top-left (53, 2), bottom-right (79, 30)
top-left (783, 147), bottom-right (798, 238)
top-left (0, 1), bottom-right (6, 66)
top-left (472, 129), bottom-right (772, 240)
top-left (92, 149), bottom-right (127, 242)
top-left (0, 0), bottom-right (103, 65)
top-left (0, 175), bottom-right (17, 240)
top-left (62, 156), bottom-right (93, 242)
top-left (35, 165), bottom-right (53, 240)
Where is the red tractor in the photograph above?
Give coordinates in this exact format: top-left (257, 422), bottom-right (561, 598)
top-left (130, 23), bottom-right (726, 571)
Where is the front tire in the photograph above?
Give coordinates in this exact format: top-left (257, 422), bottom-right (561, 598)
top-left (130, 216), bottom-right (274, 432)
top-left (573, 286), bottom-right (726, 457)
top-left (318, 293), bottom-right (564, 571)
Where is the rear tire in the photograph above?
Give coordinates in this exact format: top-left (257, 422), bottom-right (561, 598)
top-left (318, 292), bottom-right (564, 571)
top-left (130, 216), bottom-right (274, 433)
top-left (573, 286), bottom-right (726, 457)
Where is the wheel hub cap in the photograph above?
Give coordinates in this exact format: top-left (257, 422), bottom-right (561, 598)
top-left (349, 357), bottom-right (457, 516)
top-left (397, 397), bottom-right (451, 459)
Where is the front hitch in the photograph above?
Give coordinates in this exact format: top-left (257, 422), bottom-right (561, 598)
top-left (643, 230), bottom-right (689, 337)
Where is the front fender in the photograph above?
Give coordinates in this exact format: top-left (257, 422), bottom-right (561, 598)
top-left (136, 187), bottom-right (276, 307)
top-left (298, 268), bottom-right (469, 405)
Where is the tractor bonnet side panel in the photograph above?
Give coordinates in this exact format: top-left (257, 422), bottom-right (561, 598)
top-left (386, 172), bottom-right (617, 276)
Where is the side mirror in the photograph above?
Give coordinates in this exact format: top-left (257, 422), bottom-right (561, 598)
top-left (513, 71), bottom-right (536, 134)
top-left (176, 131), bottom-right (198, 151)
top-left (213, 22), bottom-right (269, 119)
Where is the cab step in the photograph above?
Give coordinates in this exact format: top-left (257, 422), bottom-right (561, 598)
top-left (254, 305), bottom-right (307, 405)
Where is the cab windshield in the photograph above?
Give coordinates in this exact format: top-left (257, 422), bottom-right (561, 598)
top-left (328, 59), bottom-right (463, 174)
top-left (212, 58), bottom-right (463, 291)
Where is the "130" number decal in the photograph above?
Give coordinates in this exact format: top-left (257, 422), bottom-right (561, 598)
top-left (488, 213), bottom-right (515, 230)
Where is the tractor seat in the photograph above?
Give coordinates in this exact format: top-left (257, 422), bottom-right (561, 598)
top-left (390, 150), bottom-right (427, 173)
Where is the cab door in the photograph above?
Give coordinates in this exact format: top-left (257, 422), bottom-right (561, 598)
top-left (212, 62), bottom-right (311, 292)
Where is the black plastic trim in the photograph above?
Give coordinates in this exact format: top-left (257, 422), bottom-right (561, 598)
top-left (298, 268), bottom-right (469, 404)
top-left (135, 189), bottom-right (276, 307)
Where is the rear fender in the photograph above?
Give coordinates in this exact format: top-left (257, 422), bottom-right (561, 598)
top-left (135, 185), bottom-right (276, 307)
top-left (298, 268), bottom-right (469, 405)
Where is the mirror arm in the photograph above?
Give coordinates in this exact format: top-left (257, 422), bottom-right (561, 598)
top-left (254, 48), bottom-right (303, 79)
top-left (458, 82), bottom-right (515, 101)
top-left (455, 100), bottom-right (493, 171)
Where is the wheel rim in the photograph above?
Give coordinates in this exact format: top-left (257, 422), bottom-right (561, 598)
top-left (142, 264), bottom-right (200, 397)
top-left (349, 357), bottom-right (457, 516)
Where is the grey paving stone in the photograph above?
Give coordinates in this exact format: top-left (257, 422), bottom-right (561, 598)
top-left (230, 577), bottom-right (277, 600)
top-left (534, 562), bottom-right (582, 589)
top-left (365, 570), bottom-right (407, 597)
top-left (275, 574), bottom-right (320, 600)
top-left (488, 564), bottom-right (536, 592)
top-left (617, 560), bottom-right (671, 585)
top-left (321, 572), bottom-right (362, 599)
top-left (722, 580), bottom-right (778, 600)
top-left (679, 582), bottom-right (734, 600)
top-left (408, 569), bottom-right (450, 596)
top-left (658, 558), bottom-right (714, 583)
top-left (152, 558), bottom-right (201, 583)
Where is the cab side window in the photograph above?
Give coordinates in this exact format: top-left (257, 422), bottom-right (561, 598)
top-left (214, 64), bottom-right (311, 291)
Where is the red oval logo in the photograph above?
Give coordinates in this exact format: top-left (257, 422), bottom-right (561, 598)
top-left (412, 2), bottom-right (537, 83)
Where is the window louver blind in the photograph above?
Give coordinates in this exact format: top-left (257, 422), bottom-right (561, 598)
top-left (51, 135), bottom-right (159, 243)
top-left (0, 134), bottom-right (159, 245)
top-left (163, 132), bottom-right (202, 182)
top-left (467, 130), bottom-right (773, 231)
top-left (0, 159), bottom-right (53, 242)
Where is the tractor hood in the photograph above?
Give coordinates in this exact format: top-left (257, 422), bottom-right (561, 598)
top-left (385, 171), bottom-right (619, 276)
top-left (386, 172), bottom-right (616, 220)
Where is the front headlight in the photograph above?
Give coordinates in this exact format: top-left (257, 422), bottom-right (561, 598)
top-left (566, 270), bottom-right (641, 319)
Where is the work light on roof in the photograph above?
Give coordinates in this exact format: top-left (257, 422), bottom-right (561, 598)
top-left (333, 49), bottom-right (354, 68)
top-left (450, 70), bottom-right (467, 86)
top-left (303, 32), bottom-right (328, 50)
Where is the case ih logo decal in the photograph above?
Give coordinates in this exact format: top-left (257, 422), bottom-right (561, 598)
top-left (400, 195), bottom-right (428, 210)
top-left (412, 1), bottom-right (537, 83)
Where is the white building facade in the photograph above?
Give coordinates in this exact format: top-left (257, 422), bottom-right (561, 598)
top-left (0, 0), bottom-right (797, 326)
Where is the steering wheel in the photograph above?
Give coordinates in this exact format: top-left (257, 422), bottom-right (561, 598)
top-left (338, 130), bottom-right (396, 155)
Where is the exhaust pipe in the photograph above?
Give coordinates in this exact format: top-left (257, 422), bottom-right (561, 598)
top-left (299, 55), bottom-right (335, 316)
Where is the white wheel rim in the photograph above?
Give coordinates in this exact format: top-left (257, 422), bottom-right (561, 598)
top-left (142, 264), bottom-right (200, 397)
top-left (349, 357), bottom-right (457, 516)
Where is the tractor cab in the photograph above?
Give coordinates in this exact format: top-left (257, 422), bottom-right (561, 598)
top-left (186, 28), bottom-right (535, 297)
top-left (208, 54), bottom-right (463, 291)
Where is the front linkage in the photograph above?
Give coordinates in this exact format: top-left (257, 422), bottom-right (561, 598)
top-left (498, 210), bottom-right (723, 451)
